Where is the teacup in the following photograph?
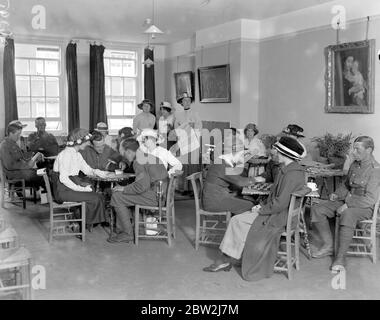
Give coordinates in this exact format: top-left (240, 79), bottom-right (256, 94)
top-left (307, 182), bottom-right (318, 191)
top-left (255, 176), bottom-right (266, 183)
top-left (114, 169), bottom-right (123, 176)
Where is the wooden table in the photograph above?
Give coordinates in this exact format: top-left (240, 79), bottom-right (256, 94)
top-left (304, 167), bottom-right (345, 197)
top-left (87, 173), bottom-right (135, 239)
top-left (242, 182), bottom-right (320, 258)
top-left (247, 157), bottom-right (270, 177)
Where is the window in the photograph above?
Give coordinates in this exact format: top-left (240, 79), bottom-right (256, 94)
top-left (104, 49), bottom-right (140, 133)
top-left (15, 44), bottom-right (65, 134)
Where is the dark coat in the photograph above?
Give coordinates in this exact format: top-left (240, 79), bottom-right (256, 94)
top-left (241, 161), bottom-right (305, 281)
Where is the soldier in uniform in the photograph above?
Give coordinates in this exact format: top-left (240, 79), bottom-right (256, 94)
top-left (0, 121), bottom-right (45, 189)
top-left (311, 136), bottom-right (380, 270)
top-left (27, 117), bottom-right (59, 157)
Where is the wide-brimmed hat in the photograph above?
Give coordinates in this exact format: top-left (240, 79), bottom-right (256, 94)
top-left (8, 120), bottom-right (27, 129)
top-left (137, 128), bottom-right (164, 145)
top-left (176, 92), bottom-right (192, 104)
top-left (137, 99), bottom-right (154, 110)
top-left (274, 136), bottom-right (306, 160)
top-left (160, 101), bottom-right (174, 112)
top-left (282, 124), bottom-right (305, 138)
top-left (96, 122), bottom-right (108, 132)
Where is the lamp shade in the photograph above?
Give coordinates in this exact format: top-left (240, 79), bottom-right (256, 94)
top-left (143, 24), bottom-right (164, 34)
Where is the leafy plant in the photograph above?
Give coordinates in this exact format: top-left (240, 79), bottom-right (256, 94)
top-left (312, 133), bottom-right (352, 158)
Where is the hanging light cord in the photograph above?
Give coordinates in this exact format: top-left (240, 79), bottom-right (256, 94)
top-left (366, 16), bottom-right (370, 41)
top-left (336, 20), bottom-right (340, 44)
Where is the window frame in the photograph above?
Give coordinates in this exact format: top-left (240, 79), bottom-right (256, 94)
top-left (14, 40), bottom-right (67, 137)
top-left (104, 45), bottom-right (143, 135)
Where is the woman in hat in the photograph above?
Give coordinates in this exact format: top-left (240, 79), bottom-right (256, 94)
top-left (244, 123), bottom-right (266, 157)
top-left (158, 101), bottom-right (176, 151)
top-left (52, 128), bottom-right (109, 229)
top-left (137, 128), bottom-right (182, 176)
top-left (133, 99), bottom-right (156, 135)
top-left (173, 92), bottom-right (202, 193)
top-left (203, 136), bottom-right (306, 281)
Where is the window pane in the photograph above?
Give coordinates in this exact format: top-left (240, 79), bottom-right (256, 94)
top-left (46, 77), bottom-right (59, 96)
top-left (111, 77), bottom-right (123, 96)
top-left (123, 99), bottom-right (135, 116)
top-left (108, 118), bottom-right (133, 131)
top-left (46, 98), bottom-right (60, 117)
top-left (46, 121), bottom-right (62, 130)
top-left (36, 48), bottom-right (60, 59)
top-left (17, 97), bottom-right (31, 118)
top-left (111, 98), bottom-right (123, 115)
top-left (15, 59), bottom-right (29, 75)
top-left (31, 77), bottom-right (45, 96)
top-left (31, 97), bottom-right (46, 117)
top-left (123, 78), bottom-right (136, 96)
top-left (110, 59), bottom-right (122, 76)
top-left (30, 60), bottom-right (44, 75)
top-left (122, 60), bottom-right (136, 76)
top-left (44, 60), bottom-right (59, 76)
top-left (16, 76), bottom-right (30, 96)
top-left (106, 97), bottom-right (111, 115)
top-left (105, 77), bottom-right (111, 96)
top-left (104, 59), bottom-right (110, 76)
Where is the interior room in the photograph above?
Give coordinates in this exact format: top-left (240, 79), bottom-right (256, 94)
top-left (1, 0), bottom-right (380, 300)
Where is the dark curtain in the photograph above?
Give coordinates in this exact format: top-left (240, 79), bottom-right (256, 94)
top-left (66, 42), bottom-right (80, 132)
top-left (3, 38), bottom-right (18, 131)
top-left (89, 44), bottom-right (107, 131)
top-left (144, 48), bottom-right (156, 117)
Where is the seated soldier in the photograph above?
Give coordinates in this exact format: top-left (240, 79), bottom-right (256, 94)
top-left (0, 121), bottom-right (45, 189)
top-left (203, 136), bottom-right (306, 281)
top-left (109, 139), bottom-right (168, 243)
top-left (113, 126), bottom-right (135, 152)
top-left (27, 117), bottom-right (59, 157)
top-left (79, 130), bottom-right (126, 172)
top-left (311, 136), bottom-right (380, 270)
top-left (95, 122), bottom-right (115, 149)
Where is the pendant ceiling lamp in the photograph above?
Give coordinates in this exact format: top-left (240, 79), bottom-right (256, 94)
top-left (143, 0), bottom-right (163, 38)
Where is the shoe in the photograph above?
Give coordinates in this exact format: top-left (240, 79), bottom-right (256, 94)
top-left (330, 257), bottom-right (346, 271)
top-left (107, 233), bottom-right (134, 243)
top-left (311, 246), bottom-right (333, 258)
top-left (203, 262), bottom-right (232, 272)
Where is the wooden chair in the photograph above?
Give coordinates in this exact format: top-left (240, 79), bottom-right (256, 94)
top-left (134, 171), bottom-right (182, 246)
top-left (274, 188), bottom-right (309, 280)
top-left (334, 190), bottom-right (380, 264)
top-left (186, 172), bottom-right (231, 250)
top-left (40, 172), bottom-right (86, 242)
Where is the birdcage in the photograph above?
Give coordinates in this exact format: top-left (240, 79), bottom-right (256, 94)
top-left (0, 246), bottom-right (32, 300)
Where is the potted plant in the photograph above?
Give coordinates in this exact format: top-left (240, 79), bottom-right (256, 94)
top-left (312, 133), bottom-right (352, 169)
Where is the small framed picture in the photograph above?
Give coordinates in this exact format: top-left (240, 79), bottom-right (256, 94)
top-left (198, 64), bottom-right (231, 103)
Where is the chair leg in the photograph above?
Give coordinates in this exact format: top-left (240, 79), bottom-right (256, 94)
top-left (172, 205), bottom-right (176, 239)
top-left (135, 206), bottom-right (140, 246)
top-left (167, 209), bottom-right (172, 247)
top-left (49, 208), bottom-right (54, 243)
top-left (81, 202), bottom-right (86, 242)
top-left (33, 187), bottom-right (37, 204)
top-left (295, 231), bottom-right (300, 270)
top-left (195, 213), bottom-right (200, 250)
top-left (287, 235), bottom-right (293, 280)
top-left (371, 225), bottom-right (376, 264)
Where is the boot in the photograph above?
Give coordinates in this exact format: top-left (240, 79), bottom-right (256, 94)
top-left (331, 226), bottom-right (354, 270)
top-left (113, 206), bottom-right (133, 237)
top-left (312, 220), bottom-right (333, 258)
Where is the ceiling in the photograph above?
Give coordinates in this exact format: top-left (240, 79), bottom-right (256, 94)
top-left (9, 0), bottom-right (334, 44)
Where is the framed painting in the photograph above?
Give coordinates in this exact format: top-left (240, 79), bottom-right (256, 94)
top-left (198, 64), bottom-right (231, 103)
top-left (324, 39), bottom-right (375, 113)
top-left (174, 71), bottom-right (195, 102)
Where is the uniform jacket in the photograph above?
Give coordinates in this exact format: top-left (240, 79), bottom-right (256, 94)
top-left (27, 131), bottom-right (59, 157)
top-left (122, 153), bottom-right (168, 199)
top-left (334, 156), bottom-right (380, 209)
top-left (79, 145), bottom-right (122, 171)
top-left (242, 161), bottom-right (305, 281)
top-left (0, 137), bottom-right (32, 172)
